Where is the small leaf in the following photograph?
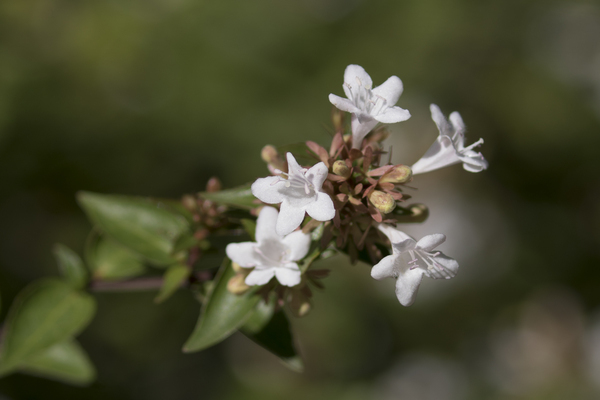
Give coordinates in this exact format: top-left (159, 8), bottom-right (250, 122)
top-left (242, 304), bottom-right (303, 372)
top-left (53, 244), bottom-right (88, 289)
top-left (240, 219), bottom-right (257, 241)
top-left (18, 340), bottom-right (96, 385)
top-left (85, 231), bottom-right (146, 280)
top-left (277, 143), bottom-right (317, 165)
top-left (183, 259), bottom-right (260, 353)
top-left (154, 265), bottom-right (190, 304)
top-left (77, 192), bottom-right (191, 266)
top-left (199, 184), bottom-right (256, 210)
top-left (0, 279), bottom-right (96, 374)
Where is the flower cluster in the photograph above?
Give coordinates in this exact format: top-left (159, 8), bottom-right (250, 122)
top-left (226, 64), bottom-right (488, 309)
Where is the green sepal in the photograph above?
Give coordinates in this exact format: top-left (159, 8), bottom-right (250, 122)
top-left (241, 298), bottom-right (303, 372)
top-left (199, 184), bottom-right (256, 210)
top-left (17, 339), bottom-right (96, 386)
top-left (85, 231), bottom-right (146, 281)
top-left (182, 259), bottom-right (260, 353)
top-left (154, 264), bottom-right (190, 304)
top-left (0, 279), bottom-right (96, 375)
top-left (77, 191), bottom-right (192, 266)
top-left (53, 244), bottom-right (88, 289)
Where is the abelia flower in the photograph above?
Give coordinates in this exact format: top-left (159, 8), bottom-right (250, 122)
top-left (225, 206), bottom-right (311, 287)
top-left (251, 152), bottom-right (335, 236)
top-left (329, 64), bottom-right (411, 148)
top-left (411, 104), bottom-right (488, 175)
top-left (371, 224), bottom-right (459, 306)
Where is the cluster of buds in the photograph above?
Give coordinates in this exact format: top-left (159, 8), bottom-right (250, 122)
top-left (224, 64), bottom-right (488, 310)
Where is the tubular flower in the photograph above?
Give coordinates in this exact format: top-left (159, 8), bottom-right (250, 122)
top-left (371, 224), bottom-right (459, 306)
top-left (411, 104), bottom-right (488, 175)
top-left (329, 64), bottom-right (411, 148)
top-left (225, 207), bottom-right (311, 287)
top-left (251, 152), bottom-right (335, 236)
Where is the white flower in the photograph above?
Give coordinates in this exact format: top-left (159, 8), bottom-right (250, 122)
top-left (411, 104), bottom-right (488, 175)
top-left (371, 224), bottom-right (459, 306)
top-left (225, 207), bottom-right (311, 287)
top-left (329, 64), bottom-right (411, 148)
top-left (251, 152), bottom-right (335, 236)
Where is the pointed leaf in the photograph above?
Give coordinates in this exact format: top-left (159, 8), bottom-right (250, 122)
top-left (154, 264), bottom-right (190, 304)
top-left (199, 184), bottom-right (256, 210)
top-left (53, 244), bottom-right (88, 289)
top-left (183, 259), bottom-right (260, 352)
top-left (0, 279), bottom-right (96, 374)
top-left (77, 192), bottom-right (191, 265)
top-left (18, 340), bottom-right (96, 385)
top-left (242, 304), bottom-right (303, 372)
top-left (85, 231), bottom-right (146, 280)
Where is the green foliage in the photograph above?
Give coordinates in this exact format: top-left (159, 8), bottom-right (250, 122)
top-left (183, 259), bottom-right (260, 352)
top-left (18, 340), bottom-right (96, 386)
top-left (154, 265), bottom-right (190, 304)
top-left (199, 184), bottom-right (257, 210)
top-left (53, 244), bottom-right (88, 289)
top-left (242, 299), bottom-right (303, 372)
top-left (0, 279), bottom-right (96, 375)
top-left (77, 192), bottom-right (192, 266)
top-left (85, 231), bottom-right (146, 281)
top-left (240, 218), bottom-right (257, 241)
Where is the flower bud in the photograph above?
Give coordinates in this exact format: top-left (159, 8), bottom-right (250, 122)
top-left (231, 261), bottom-right (243, 273)
top-left (332, 160), bottom-right (351, 179)
top-left (289, 290), bottom-right (311, 317)
top-left (206, 177), bottom-right (222, 192)
top-left (227, 273), bottom-right (250, 295)
top-left (261, 145), bottom-right (287, 172)
top-left (182, 195), bottom-right (197, 212)
top-left (368, 190), bottom-right (396, 214)
top-left (380, 165), bottom-right (412, 184)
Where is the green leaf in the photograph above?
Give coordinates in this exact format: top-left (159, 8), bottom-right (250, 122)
top-left (240, 219), bottom-right (256, 241)
top-left (77, 191), bottom-right (191, 266)
top-left (53, 244), bottom-right (88, 289)
top-left (154, 264), bottom-right (190, 304)
top-left (183, 259), bottom-right (260, 352)
top-left (242, 304), bottom-right (303, 372)
top-left (0, 279), bottom-right (96, 374)
top-left (199, 184), bottom-right (256, 210)
top-left (18, 340), bottom-right (96, 385)
top-left (85, 231), bottom-right (146, 280)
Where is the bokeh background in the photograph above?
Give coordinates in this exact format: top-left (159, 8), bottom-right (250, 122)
top-left (1, 0), bottom-right (600, 398)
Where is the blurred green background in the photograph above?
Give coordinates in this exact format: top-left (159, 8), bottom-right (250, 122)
top-left (1, 0), bottom-right (600, 398)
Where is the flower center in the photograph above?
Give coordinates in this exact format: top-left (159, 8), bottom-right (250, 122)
top-left (344, 77), bottom-right (388, 116)
top-left (405, 249), bottom-right (452, 278)
top-left (255, 240), bottom-right (290, 267)
top-left (273, 168), bottom-right (316, 197)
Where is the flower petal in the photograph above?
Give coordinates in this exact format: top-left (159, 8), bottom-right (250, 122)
top-left (245, 267), bottom-right (276, 286)
top-left (351, 114), bottom-right (378, 148)
top-left (305, 192), bottom-right (335, 222)
top-left (372, 75), bottom-right (403, 105)
top-left (225, 242), bottom-right (258, 267)
top-left (276, 200), bottom-right (306, 236)
top-left (416, 233), bottom-right (446, 252)
top-left (424, 252), bottom-right (459, 280)
top-left (460, 152), bottom-right (488, 173)
top-left (430, 104), bottom-right (451, 136)
top-left (392, 238), bottom-right (418, 254)
top-left (282, 230), bottom-right (311, 261)
top-left (306, 162), bottom-right (329, 190)
top-left (373, 106), bottom-right (411, 123)
top-left (285, 152), bottom-right (303, 175)
top-left (411, 135), bottom-right (460, 175)
top-left (274, 263), bottom-right (301, 287)
top-left (251, 176), bottom-right (287, 204)
top-left (255, 206), bottom-right (281, 243)
top-left (328, 94), bottom-right (361, 113)
top-left (377, 223), bottom-right (412, 244)
top-left (344, 64), bottom-right (373, 89)
top-left (395, 268), bottom-right (425, 306)
top-left (371, 254), bottom-right (398, 280)
top-left (449, 111), bottom-right (466, 136)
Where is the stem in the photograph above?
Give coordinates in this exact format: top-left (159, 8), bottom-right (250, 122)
top-left (89, 271), bottom-right (213, 293)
